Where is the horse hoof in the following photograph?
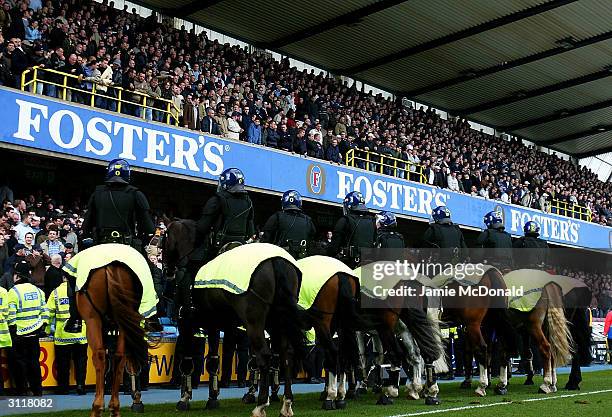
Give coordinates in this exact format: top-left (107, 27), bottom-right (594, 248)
top-left (460, 380), bottom-right (472, 389)
top-left (319, 391), bottom-right (328, 402)
top-left (425, 396), bottom-right (441, 406)
top-left (206, 399), bottom-right (220, 410)
top-left (376, 395), bottom-right (393, 406)
top-left (475, 387), bottom-right (487, 397)
top-left (565, 383), bottom-right (580, 391)
top-left (130, 403), bottom-right (145, 413)
top-left (538, 387), bottom-right (547, 394)
top-left (335, 400), bottom-right (347, 409)
top-left (322, 399), bottom-right (336, 410)
top-left (524, 379), bottom-right (534, 386)
top-left (243, 394), bottom-right (256, 404)
top-left (345, 389), bottom-right (357, 400)
top-left (356, 387), bottom-right (368, 396)
top-left (372, 385), bottom-right (383, 394)
top-left (270, 393), bottom-right (281, 403)
top-left (176, 401), bottom-right (190, 411)
top-left (495, 386), bottom-right (508, 396)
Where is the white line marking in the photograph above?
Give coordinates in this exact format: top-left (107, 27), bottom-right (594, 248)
top-left (386, 389), bottom-right (612, 417)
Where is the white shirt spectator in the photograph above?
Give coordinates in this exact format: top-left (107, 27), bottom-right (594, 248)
top-left (227, 117), bottom-right (242, 140)
top-left (447, 174), bottom-right (460, 192)
top-left (14, 222), bottom-right (34, 244)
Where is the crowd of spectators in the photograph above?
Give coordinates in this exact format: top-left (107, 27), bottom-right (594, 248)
top-left (0, 0), bottom-right (610, 225)
top-left (563, 268), bottom-right (612, 318)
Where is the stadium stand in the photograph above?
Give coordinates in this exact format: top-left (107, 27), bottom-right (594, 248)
top-left (0, 0), bottom-right (610, 226)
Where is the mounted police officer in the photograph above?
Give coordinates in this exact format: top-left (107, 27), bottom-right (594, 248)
top-left (475, 211), bottom-right (513, 270)
top-left (327, 191), bottom-right (377, 268)
top-left (196, 168), bottom-right (255, 260)
top-left (261, 190), bottom-right (316, 259)
top-left (375, 211), bottom-right (405, 248)
top-left (513, 221), bottom-right (549, 268)
top-left (65, 159), bottom-right (155, 333)
top-left (423, 206), bottom-right (468, 263)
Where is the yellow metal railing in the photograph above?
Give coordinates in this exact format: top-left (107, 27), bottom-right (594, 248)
top-left (346, 148), bottom-right (427, 183)
top-left (549, 199), bottom-right (592, 222)
top-left (21, 66), bottom-right (180, 126)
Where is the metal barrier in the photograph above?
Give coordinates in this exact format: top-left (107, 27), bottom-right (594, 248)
top-left (21, 66), bottom-right (180, 126)
top-left (550, 199), bottom-right (592, 222)
top-left (346, 148), bottom-right (427, 183)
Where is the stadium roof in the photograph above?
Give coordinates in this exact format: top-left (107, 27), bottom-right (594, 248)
top-left (142, 0), bottom-right (612, 158)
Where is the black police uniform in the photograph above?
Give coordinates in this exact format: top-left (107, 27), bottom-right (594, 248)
top-left (327, 210), bottom-right (377, 268)
top-left (196, 189), bottom-right (255, 260)
top-left (376, 228), bottom-right (406, 248)
top-left (423, 222), bottom-right (468, 263)
top-left (82, 182), bottom-right (155, 245)
top-left (475, 227), bottom-right (514, 269)
top-left (512, 234), bottom-right (549, 268)
top-left (66, 180), bottom-right (155, 333)
top-left (261, 208), bottom-right (317, 259)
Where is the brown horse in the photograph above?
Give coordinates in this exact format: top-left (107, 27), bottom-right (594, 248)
top-left (437, 268), bottom-right (516, 397)
top-left (508, 282), bottom-right (574, 393)
top-left (77, 263), bottom-right (149, 417)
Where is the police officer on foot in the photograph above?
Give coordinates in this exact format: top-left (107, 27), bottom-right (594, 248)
top-left (375, 211), bottom-right (405, 248)
top-left (423, 206), bottom-right (468, 263)
top-left (513, 221), bottom-right (549, 268)
top-left (327, 191), bottom-right (377, 268)
top-left (7, 260), bottom-right (48, 396)
top-left (261, 190), bottom-right (316, 259)
top-left (476, 211), bottom-right (513, 270)
top-left (0, 283), bottom-right (12, 396)
top-left (65, 159), bottom-right (155, 333)
top-left (47, 276), bottom-right (88, 395)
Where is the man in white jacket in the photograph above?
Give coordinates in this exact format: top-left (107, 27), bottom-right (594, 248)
top-left (227, 111), bottom-right (243, 140)
top-left (447, 171), bottom-right (461, 192)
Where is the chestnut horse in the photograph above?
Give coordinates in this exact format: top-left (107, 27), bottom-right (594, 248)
top-left (77, 263), bottom-right (149, 417)
top-left (507, 282), bottom-right (573, 394)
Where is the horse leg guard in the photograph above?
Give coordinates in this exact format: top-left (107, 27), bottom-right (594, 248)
top-left (176, 358), bottom-right (193, 411)
top-left (269, 354), bottom-right (280, 403)
top-left (130, 373), bottom-right (144, 413)
top-left (423, 364), bottom-right (441, 405)
top-left (494, 365), bottom-right (509, 395)
top-left (335, 373), bottom-right (347, 409)
top-left (243, 357), bottom-right (258, 404)
top-left (475, 364), bottom-right (488, 397)
top-left (345, 370), bottom-right (357, 400)
top-left (205, 355), bottom-right (220, 410)
top-left (322, 371), bottom-right (338, 410)
top-left (523, 358), bottom-right (535, 385)
top-left (251, 399), bottom-right (270, 417)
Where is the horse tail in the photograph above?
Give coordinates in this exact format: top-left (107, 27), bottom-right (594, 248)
top-left (544, 285), bottom-right (574, 366)
top-left (272, 258), bottom-right (307, 359)
top-left (401, 308), bottom-right (445, 369)
top-left (106, 263), bottom-right (148, 371)
top-left (336, 274), bottom-right (361, 369)
top-left (486, 269), bottom-right (519, 356)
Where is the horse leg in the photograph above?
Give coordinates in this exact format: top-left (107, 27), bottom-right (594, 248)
top-left (87, 318), bottom-right (106, 417)
top-left (108, 331), bottom-right (127, 417)
top-left (248, 323), bottom-right (272, 417)
top-left (522, 332), bottom-right (535, 385)
top-left (531, 325), bottom-right (553, 394)
top-left (205, 331), bottom-right (221, 409)
top-left (372, 332), bottom-right (385, 394)
top-left (269, 352), bottom-right (281, 402)
top-left (128, 363), bottom-right (145, 413)
top-left (565, 356), bottom-right (582, 390)
top-left (460, 335), bottom-right (473, 389)
top-left (175, 317), bottom-right (195, 411)
top-left (279, 336), bottom-right (295, 417)
top-left (316, 325), bottom-right (338, 410)
top-left (335, 372), bottom-right (347, 409)
top-left (494, 349), bottom-right (509, 396)
top-left (355, 331), bottom-right (368, 396)
top-left (242, 355), bottom-right (258, 404)
top-left (467, 324), bottom-right (488, 397)
top-left (551, 360), bottom-right (558, 393)
top-left (376, 328), bottom-right (400, 405)
top-left (395, 320), bottom-right (423, 400)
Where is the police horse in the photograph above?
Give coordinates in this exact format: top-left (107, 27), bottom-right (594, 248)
top-left (163, 220), bottom-right (305, 417)
top-left (68, 249), bottom-right (155, 417)
top-left (504, 271), bottom-right (589, 393)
